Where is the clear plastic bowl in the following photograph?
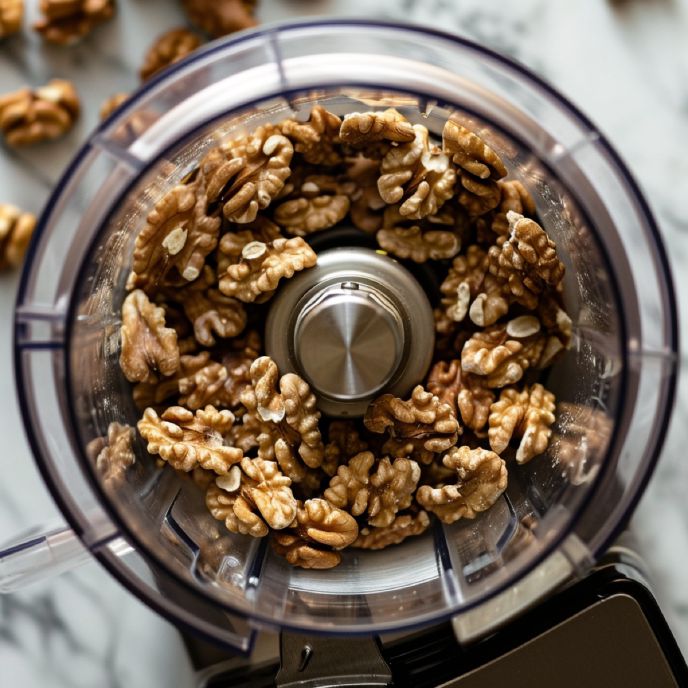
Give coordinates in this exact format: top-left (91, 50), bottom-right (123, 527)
top-left (12, 20), bottom-right (677, 651)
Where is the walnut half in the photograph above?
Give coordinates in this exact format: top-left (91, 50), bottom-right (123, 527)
top-left (0, 0), bottom-right (22, 37)
top-left (0, 204), bottom-right (36, 271)
top-left (416, 446), bottom-right (507, 523)
top-left (0, 79), bottom-right (80, 146)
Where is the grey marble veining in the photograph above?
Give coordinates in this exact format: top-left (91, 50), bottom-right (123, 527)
top-left (1, 0), bottom-right (687, 685)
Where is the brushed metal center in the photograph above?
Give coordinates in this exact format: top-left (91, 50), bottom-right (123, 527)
top-left (294, 286), bottom-right (403, 399)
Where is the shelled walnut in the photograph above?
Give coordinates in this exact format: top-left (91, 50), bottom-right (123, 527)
top-left (364, 385), bottom-right (460, 454)
top-left (219, 237), bottom-right (317, 303)
top-left (0, 0), bottom-right (22, 37)
top-left (0, 204), bottom-right (36, 270)
top-left (200, 127), bottom-right (293, 223)
top-left (416, 446), bottom-right (507, 523)
top-left (34, 0), bottom-right (114, 44)
top-left (377, 124), bottom-right (456, 220)
top-left (272, 498), bottom-right (358, 569)
top-left (281, 105), bottom-right (342, 166)
top-left (274, 194), bottom-right (350, 236)
top-left (488, 383), bottom-right (556, 463)
top-left (206, 457), bottom-right (297, 537)
top-left (138, 405), bottom-right (242, 474)
top-left (120, 290), bottom-right (180, 383)
top-left (0, 80), bottom-right (80, 145)
top-left (140, 28), bottom-right (203, 81)
top-left (323, 452), bottom-right (420, 528)
top-left (353, 510), bottom-right (430, 550)
top-left (182, 0), bottom-right (256, 38)
top-left (426, 360), bottom-right (495, 434)
top-left (488, 211), bottom-right (565, 309)
top-left (127, 182), bottom-right (221, 290)
top-left (87, 422), bottom-right (135, 488)
top-left (340, 108), bottom-right (415, 148)
top-left (461, 317), bottom-right (548, 388)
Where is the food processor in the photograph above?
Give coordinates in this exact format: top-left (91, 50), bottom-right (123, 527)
top-left (1, 18), bottom-right (683, 686)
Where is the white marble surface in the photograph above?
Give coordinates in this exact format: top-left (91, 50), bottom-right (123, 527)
top-left (1, 0), bottom-right (687, 685)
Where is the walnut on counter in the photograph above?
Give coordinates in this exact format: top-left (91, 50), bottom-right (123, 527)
top-left (0, 204), bottom-right (36, 270)
top-left (34, 0), bottom-right (114, 44)
top-left (138, 404), bottom-right (242, 474)
top-left (119, 290), bottom-right (180, 383)
top-left (140, 28), bottom-right (203, 81)
top-left (182, 0), bottom-right (256, 38)
top-left (488, 383), bottom-right (556, 463)
top-left (0, 79), bottom-right (79, 145)
top-left (0, 0), bottom-right (22, 37)
top-left (416, 446), bottom-right (507, 523)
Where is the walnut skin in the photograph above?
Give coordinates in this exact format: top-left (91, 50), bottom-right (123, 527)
top-left (219, 237), bottom-right (317, 303)
top-left (201, 127), bottom-right (293, 223)
top-left (488, 383), bottom-right (556, 463)
top-left (364, 385), bottom-right (461, 454)
top-left (488, 211), bottom-right (565, 309)
top-left (323, 452), bottom-right (421, 528)
top-left (0, 204), bottom-right (36, 270)
top-left (353, 510), bottom-right (430, 550)
top-left (128, 183), bottom-right (221, 290)
top-left (416, 446), bottom-right (507, 523)
top-left (0, 80), bottom-right (80, 146)
top-left (0, 0), bottom-right (22, 37)
top-left (378, 124), bottom-right (456, 220)
top-left (140, 28), bottom-right (203, 81)
top-left (120, 290), bottom-right (180, 383)
top-left (182, 0), bottom-right (256, 38)
top-left (217, 217), bottom-right (283, 273)
top-left (281, 105), bottom-right (342, 166)
top-left (138, 405), bottom-right (242, 474)
top-left (274, 194), bottom-right (350, 236)
top-left (340, 108), bottom-right (415, 147)
top-left (34, 0), bottom-right (114, 44)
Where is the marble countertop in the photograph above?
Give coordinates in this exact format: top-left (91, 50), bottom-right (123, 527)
top-left (1, 0), bottom-right (687, 685)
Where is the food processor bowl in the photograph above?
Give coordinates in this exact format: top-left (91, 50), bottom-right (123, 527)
top-left (6, 20), bottom-right (677, 652)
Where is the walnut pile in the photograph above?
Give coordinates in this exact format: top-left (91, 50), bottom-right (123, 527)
top-left (139, 28), bottom-right (203, 82)
top-left (0, 79), bottom-right (80, 146)
top-left (0, 0), bottom-right (22, 38)
top-left (0, 204), bottom-right (36, 271)
top-left (115, 106), bottom-right (572, 570)
top-left (34, 0), bottom-right (115, 45)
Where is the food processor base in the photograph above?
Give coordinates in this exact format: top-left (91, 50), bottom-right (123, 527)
top-left (181, 538), bottom-right (688, 688)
